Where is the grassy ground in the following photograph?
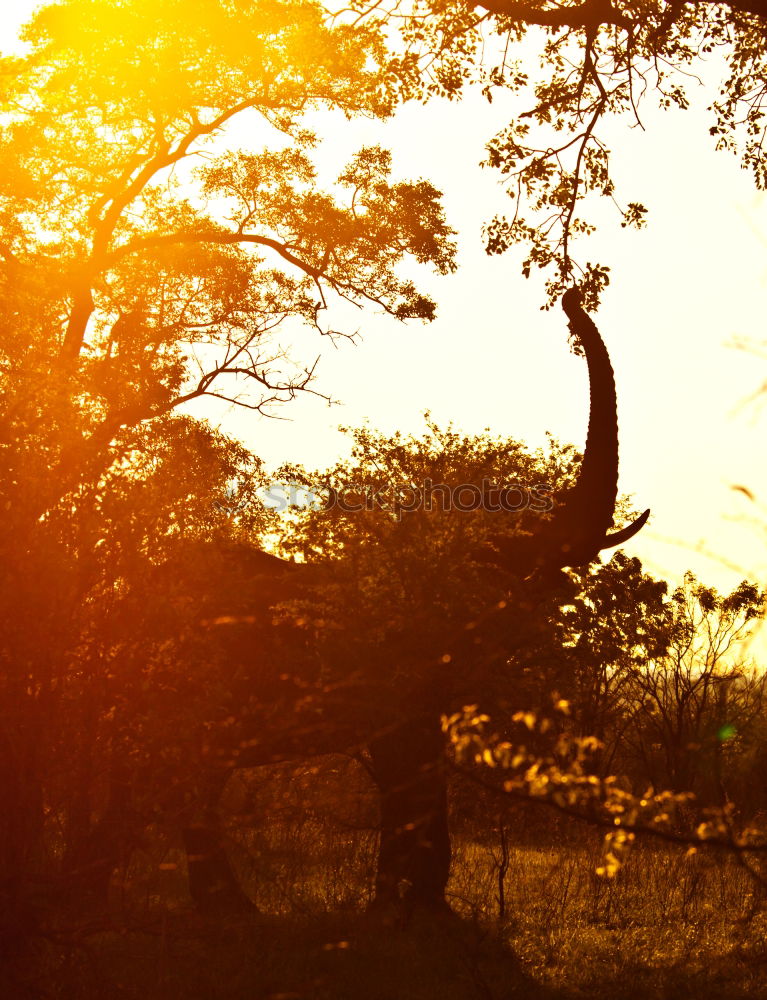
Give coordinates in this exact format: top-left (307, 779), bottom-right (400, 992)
top-left (450, 838), bottom-right (767, 999)
top-left (6, 832), bottom-right (767, 999)
top-left (4, 768), bottom-right (767, 998)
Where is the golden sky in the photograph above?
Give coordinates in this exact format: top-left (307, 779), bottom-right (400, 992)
top-left (3, 2), bottom-right (767, 612)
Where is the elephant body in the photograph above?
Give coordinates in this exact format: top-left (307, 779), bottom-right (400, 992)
top-left (90, 292), bottom-right (649, 919)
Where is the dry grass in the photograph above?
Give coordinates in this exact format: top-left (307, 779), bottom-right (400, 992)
top-left (449, 836), bottom-right (767, 997)
top-left (6, 768), bottom-right (767, 999)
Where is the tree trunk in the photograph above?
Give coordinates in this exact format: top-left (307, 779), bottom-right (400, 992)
top-left (368, 717), bottom-right (451, 920)
top-left (0, 728), bottom-right (44, 950)
top-left (182, 820), bottom-right (255, 916)
top-left (61, 760), bottom-right (134, 911)
top-left (182, 770), bottom-right (255, 916)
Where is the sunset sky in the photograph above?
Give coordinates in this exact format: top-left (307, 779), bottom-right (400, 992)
top-left (3, 1), bottom-right (767, 606)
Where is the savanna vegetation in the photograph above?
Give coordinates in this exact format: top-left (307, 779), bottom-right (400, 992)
top-left (3, 1), bottom-right (767, 998)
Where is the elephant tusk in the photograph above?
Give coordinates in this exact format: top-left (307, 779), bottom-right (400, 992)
top-left (602, 508), bottom-right (650, 549)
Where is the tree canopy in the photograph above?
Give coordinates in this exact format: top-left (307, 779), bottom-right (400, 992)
top-left (0, 0), bottom-right (457, 539)
top-left (372, 0), bottom-right (767, 303)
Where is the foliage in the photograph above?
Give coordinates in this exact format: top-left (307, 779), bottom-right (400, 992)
top-left (446, 701), bottom-right (696, 879)
top-left (356, 0), bottom-right (767, 303)
top-left (563, 561), bottom-right (767, 799)
top-left (0, 0), bottom-right (456, 934)
top-left (0, 414), bottom-right (270, 925)
top-left (0, 0), bottom-right (457, 530)
top-left (272, 418), bottom-right (581, 712)
top-left (443, 564), bottom-right (767, 880)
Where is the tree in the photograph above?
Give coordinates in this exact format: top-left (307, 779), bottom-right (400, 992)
top-left (561, 552), bottom-right (671, 776)
top-left (0, 0), bottom-right (456, 528)
top-left (366, 0), bottom-right (767, 304)
top-left (620, 572), bottom-right (766, 800)
top-left (442, 560), bottom-right (767, 889)
top-left (542, 557), bottom-right (766, 801)
top-left (0, 411), bottom-right (278, 936)
top-left (0, 0), bottom-right (456, 936)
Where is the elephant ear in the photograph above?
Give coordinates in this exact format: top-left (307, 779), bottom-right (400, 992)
top-left (476, 290), bottom-right (649, 578)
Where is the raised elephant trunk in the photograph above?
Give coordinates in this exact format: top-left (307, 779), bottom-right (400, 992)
top-left (556, 288), bottom-right (649, 563)
top-left (483, 289), bottom-right (649, 576)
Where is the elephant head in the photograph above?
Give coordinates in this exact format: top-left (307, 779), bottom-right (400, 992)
top-left (478, 288), bottom-right (649, 577)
